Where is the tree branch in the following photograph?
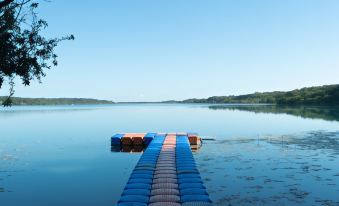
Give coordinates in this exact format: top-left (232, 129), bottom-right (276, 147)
top-left (0, 0), bottom-right (14, 9)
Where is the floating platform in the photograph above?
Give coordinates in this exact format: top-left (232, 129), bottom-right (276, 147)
top-left (112, 132), bottom-right (202, 147)
top-left (111, 144), bottom-right (202, 153)
top-left (114, 133), bottom-right (212, 206)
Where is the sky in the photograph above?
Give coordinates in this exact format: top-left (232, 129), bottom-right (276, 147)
top-left (1, 0), bottom-right (339, 102)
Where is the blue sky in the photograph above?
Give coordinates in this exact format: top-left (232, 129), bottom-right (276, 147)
top-left (2, 0), bottom-right (339, 101)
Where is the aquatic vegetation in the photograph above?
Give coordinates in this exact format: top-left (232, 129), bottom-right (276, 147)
top-left (195, 131), bottom-right (339, 206)
top-left (266, 131), bottom-right (339, 153)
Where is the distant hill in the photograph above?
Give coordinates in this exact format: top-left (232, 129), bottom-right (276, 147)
top-left (0, 97), bottom-right (114, 105)
top-left (2, 84), bottom-right (338, 106)
top-left (181, 84), bottom-right (339, 105)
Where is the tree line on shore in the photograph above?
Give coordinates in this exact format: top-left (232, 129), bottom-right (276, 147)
top-left (1, 84), bottom-right (338, 106)
top-left (0, 97), bottom-right (114, 105)
top-left (181, 84), bottom-right (339, 105)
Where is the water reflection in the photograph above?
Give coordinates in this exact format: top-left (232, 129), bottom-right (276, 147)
top-left (111, 145), bottom-right (146, 153)
top-left (0, 105), bottom-right (104, 117)
top-left (195, 131), bottom-right (339, 206)
top-left (191, 144), bottom-right (202, 152)
top-left (209, 105), bottom-right (339, 122)
top-left (111, 144), bottom-right (202, 153)
top-left (1, 104), bottom-right (338, 206)
top-left (111, 145), bottom-right (145, 153)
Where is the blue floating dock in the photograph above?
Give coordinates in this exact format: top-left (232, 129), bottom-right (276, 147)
top-left (144, 133), bottom-right (157, 145)
top-left (111, 133), bottom-right (124, 145)
top-left (115, 133), bottom-right (212, 206)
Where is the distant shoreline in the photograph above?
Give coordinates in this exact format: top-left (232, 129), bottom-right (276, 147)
top-left (1, 84), bottom-right (338, 106)
top-left (2, 102), bottom-right (338, 107)
top-left (0, 97), bottom-right (114, 106)
top-left (123, 84), bottom-right (339, 105)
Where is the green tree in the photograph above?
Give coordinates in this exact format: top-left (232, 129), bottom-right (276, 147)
top-left (0, 0), bottom-right (74, 106)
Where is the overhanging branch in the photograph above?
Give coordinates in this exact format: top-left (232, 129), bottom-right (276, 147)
top-left (0, 0), bottom-right (15, 9)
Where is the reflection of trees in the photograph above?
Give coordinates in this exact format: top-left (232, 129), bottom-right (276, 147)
top-left (209, 105), bottom-right (339, 122)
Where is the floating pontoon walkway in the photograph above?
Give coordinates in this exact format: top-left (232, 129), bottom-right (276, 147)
top-left (113, 133), bottom-right (212, 206)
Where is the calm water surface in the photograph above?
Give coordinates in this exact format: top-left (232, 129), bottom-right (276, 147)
top-left (0, 104), bottom-right (339, 206)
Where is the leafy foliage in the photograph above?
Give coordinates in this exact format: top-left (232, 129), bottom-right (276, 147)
top-left (0, 97), bottom-right (114, 105)
top-left (0, 0), bottom-right (74, 106)
top-left (182, 84), bottom-right (339, 105)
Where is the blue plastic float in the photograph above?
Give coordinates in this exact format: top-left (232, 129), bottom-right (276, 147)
top-left (115, 133), bottom-right (212, 206)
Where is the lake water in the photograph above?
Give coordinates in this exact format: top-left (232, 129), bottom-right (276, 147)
top-left (0, 104), bottom-right (339, 206)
